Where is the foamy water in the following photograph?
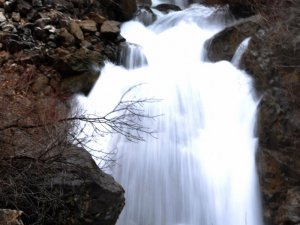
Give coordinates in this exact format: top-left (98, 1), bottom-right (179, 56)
top-left (79, 3), bottom-right (263, 225)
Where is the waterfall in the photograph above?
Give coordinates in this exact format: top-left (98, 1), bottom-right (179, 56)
top-left (80, 3), bottom-right (263, 225)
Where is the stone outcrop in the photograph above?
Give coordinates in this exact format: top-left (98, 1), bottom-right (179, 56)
top-left (0, 0), bottom-right (136, 94)
top-left (205, 15), bottom-right (262, 63)
top-left (154, 3), bottom-right (182, 13)
top-left (0, 148), bottom-right (125, 225)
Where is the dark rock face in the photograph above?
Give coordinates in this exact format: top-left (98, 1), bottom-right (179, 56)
top-left (205, 15), bottom-right (262, 62)
top-left (228, 3), bottom-right (255, 19)
top-left (0, 148), bottom-right (125, 225)
top-left (154, 3), bottom-right (182, 13)
top-left (50, 147), bottom-right (125, 225)
top-left (240, 6), bottom-right (300, 225)
top-left (134, 6), bottom-right (157, 26)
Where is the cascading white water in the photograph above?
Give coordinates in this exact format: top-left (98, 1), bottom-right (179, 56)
top-left (80, 3), bottom-right (263, 225)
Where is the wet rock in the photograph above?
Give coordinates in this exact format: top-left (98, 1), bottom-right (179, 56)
top-left (0, 209), bottom-right (24, 225)
top-left (205, 15), bottom-right (262, 62)
top-left (136, 0), bottom-right (152, 7)
top-left (103, 43), bottom-right (120, 62)
top-left (61, 71), bottom-right (99, 94)
top-left (119, 42), bottom-right (148, 69)
top-left (134, 7), bottom-right (156, 26)
top-left (101, 20), bottom-right (120, 38)
top-left (154, 3), bottom-right (182, 13)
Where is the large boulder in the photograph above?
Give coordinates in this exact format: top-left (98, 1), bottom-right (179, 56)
top-left (0, 147), bottom-right (125, 225)
top-left (199, 0), bottom-right (255, 18)
top-left (205, 15), bottom-right (262, 62)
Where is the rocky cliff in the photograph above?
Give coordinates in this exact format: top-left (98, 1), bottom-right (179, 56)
top-left (206, 1), bottom-right (300, 224)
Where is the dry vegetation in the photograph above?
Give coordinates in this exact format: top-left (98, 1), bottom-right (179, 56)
top-left (0, 60), bottom-right (156, 224)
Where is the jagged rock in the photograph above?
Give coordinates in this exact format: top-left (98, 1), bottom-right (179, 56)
top-left (0, 147), bottom-right (125, 225)
top-left (228, 3), bottom-right (255, 18)
top-left (47, 47), bottom-right (107, 92)
top-left (101, 20), bottom-right (120, 38)
top-left (110, 0), bottom-right (137, 21)
top-left (80, 19), bottom-right (97, 32)
top-left (57, 28), bottom-right (75, 46)
top-left (51, 147), bottom-right (125, 225)
top-left (34, 17), bottom-right (52, 28)
top-left (154, 3), bottom-right (182, 13)
top-left (240, 6), bottom-right (300, 225)
top-left (0, 209), bottom-right (24, 225)
top-left (70, 20), bottom-right (84, 40)
top-left (205, 15), bottom-right (262, 62)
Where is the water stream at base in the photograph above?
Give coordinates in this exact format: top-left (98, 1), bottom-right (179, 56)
top-left (79, 3), bottom-right (263, 225)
